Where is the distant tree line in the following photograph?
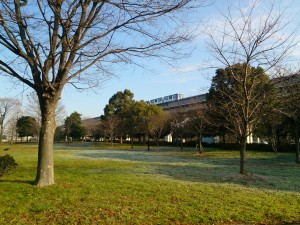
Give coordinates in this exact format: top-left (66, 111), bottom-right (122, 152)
top-left (1, 67), bottom-right (299, 175)
top-left (54, 69), bottom-right (300, 165)
top-left (0, 93), bottom-right (66, 143)
top-left (1, 0), bottom-right (297, 186)
top-left (1, 69), bottom-right (299, 179)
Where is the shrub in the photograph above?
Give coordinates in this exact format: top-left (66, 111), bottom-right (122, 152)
top-left (0, 155), bottom-right (18, 177)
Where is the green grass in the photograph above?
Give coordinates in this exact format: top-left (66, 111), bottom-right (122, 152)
top-left (0, 143), bottom-right (299, 224)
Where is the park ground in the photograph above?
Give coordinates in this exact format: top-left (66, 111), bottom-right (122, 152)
top-left (0, 143), bottom-right (299, 225)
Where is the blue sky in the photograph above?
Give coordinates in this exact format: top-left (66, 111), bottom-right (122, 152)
top-left (1, 0), bottom-right (299, 119)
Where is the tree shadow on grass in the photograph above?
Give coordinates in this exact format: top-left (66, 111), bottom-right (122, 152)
top-left (78, 149), bottom-right (300, 192)
top-left (0, 179), bottom-right (34, 185)
top-left (153, 163), bottom-right (300, 192)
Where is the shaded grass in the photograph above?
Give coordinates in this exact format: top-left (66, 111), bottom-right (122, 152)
top-left (0, 143), bottom-right (299, 224)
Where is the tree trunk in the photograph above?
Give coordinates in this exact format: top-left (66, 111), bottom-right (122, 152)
top-left (120, 121), bottom-right (126, 144)
top-left (0, 120), bottom-right (4, 143)
top-left (142, 134), bottom-right (147, 146)
top-left (130, 130), bottom-right (134, 149)
top-left (147, 135), bottom-right (150, 151)
top-left (67, 134), bottom-right (70, 145)
top-left (34, 100), bottom-right (56, 187)
top-left (180, 134), bottom-right (183, 150)
top-left (198, 133), bottom-right (204, 154)
top-left (271, 126), bottom-right (277, 152)
top-left (295, 124), bottom-right (300, 164)
top-left (239, 136), bottom-right (247, 174)
top-left (131, 139), bottom-right (134, 149)
top-left (120, 130), bottom-right (123, 144)
top-left (111, 135), bottom-right (114, 147)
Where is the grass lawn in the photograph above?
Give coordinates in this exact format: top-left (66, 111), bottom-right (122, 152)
top-left (0, 143), bottom-right (299, 224)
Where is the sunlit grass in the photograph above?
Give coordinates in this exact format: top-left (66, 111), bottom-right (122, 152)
top-left (0, 143), bottom-right (299, 224)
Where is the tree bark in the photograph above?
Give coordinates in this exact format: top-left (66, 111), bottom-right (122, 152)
top-left (34, 99), bottom-right (57, 186)
top-left (0, 118), bottom-right (4, 143)
top-left (111, 134), bottom-right (114, 147)
top-left (239, 136), bottom-right (247, 174)
top-left (120, 129), bottom-right (123, 144)
top-left (180, 134), bottom-right (183, 150)
top-left (147, 135), bottom-right (150, 151)
top-left (198, 133), bottom-right (204, 154)
top-left (131, 139), bottom-right (134, 149)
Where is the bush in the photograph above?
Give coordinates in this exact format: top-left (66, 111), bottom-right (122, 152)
top-left (0, 155), bottom-right (18, 177)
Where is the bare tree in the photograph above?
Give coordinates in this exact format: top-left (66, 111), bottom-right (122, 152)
top-left (82, 117), bottom-right (102, 144)
top-left (0, 98), bottom-right (20, 143)
top-left (187, 105), bottom-right (211, 154)
top-left (169, 110), bottom-right (189, 150)
top-left (5, 102), bottom-right (22, 143)
top-left (206, 0), bottom-right (297, 174)
top-left (152, 111), bottom-right (170, 147)
top-left (0, 1), bottom-right (204, 186)
top-left (102, 115), bottom-right (121, 147)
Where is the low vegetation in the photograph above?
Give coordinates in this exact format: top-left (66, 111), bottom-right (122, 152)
top-left (0, 143), bottom-right (299, 224)
top-left (0, 154), bottom-right (17, 177)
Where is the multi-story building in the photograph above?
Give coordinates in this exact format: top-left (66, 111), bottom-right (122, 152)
top-left (147, 93), bottom-right (206, 112)
top-left (147, 93), bottom-right (184, 105)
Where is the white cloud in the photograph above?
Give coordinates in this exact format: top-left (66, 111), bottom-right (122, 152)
top-left (171, 63), bottom-right (202, 73)
top-left (173, 75), bottom-right (202, 84)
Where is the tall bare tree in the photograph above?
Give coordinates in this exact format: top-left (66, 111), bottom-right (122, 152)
top-left (102, 114), bottom-right (121, 147)
top-left (82, 117), bottom-right (102, 145)
top-left (0, 0), bottom-right (203, 186)
top-left (152, 110), bottom-right (169, 147)
top-left (5, 101), bottom-right (22, 143)
top-left (187, 105), bottom-right (211, 154)
top-left (169, 110), bottom-right (188, 150)
top-left (0, 97), bottom-right (20, 143)
top-left (206, 0), bottom-right (297, 174)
